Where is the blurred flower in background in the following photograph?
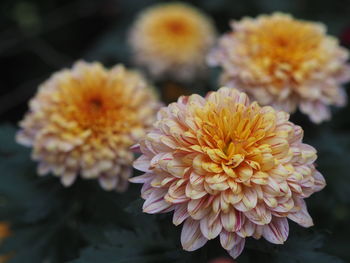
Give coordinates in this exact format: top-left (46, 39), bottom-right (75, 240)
top-left (209, 13), bottom-right (350, 123)
top-left (208, 257), bottom-right (236, 263)
top-left (16, 61), bottom-right (160, 191)
top-left (129, 2), bottom-right (216, 82)
top-left (0, 222), bottom-right (11, 263)
top-left (131, 87), bottom-right (325, 258)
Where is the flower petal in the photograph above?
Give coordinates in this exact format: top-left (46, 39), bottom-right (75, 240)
top-left (287, 199), bottom-right (313, 227)
top-left (173, 204), bottom-right (190, 226)
top-left (143, 189), bottom-right (171, 214)
top-left (262, 217), bottom-right (289, 244)
top-left (200, 216), bottom-right (222, 240)
top-left (227, 236), bottom-right (245, 259)
top-left (220, 230), bottom-right (243, 251)
top-left (133, 155), bottom-right (151, 172)
top-left (181, 218), bottom-right (208, 251)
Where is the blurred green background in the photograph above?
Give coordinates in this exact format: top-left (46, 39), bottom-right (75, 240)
top-left (0, 0), bottom-right (350, 262)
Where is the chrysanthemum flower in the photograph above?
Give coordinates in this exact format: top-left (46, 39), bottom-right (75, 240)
top-left (208, 13), bottom-right (350, 123)
top-left (17, 61), bottom-right (160, 191)
top-left (131, 87), bottom-right (325, 258)
top-left (129, 2), bottom-right (216, 82)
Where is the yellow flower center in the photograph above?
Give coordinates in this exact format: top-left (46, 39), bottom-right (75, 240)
top-left (165, 19), bottom-right (190, 35)
top-left (45, 65), bottom-right (149, 138)
top-left (136, 4), bottom-right (214, 63)
top-left (237, 15), bottom-right (331, 86)
top-left (187, 95), bottom-right (289, 190)
top-left (62, 82), bottom-right (126, 134)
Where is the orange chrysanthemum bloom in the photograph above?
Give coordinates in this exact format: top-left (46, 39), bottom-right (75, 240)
top-left (129, 2), bottom-right (216, 81)
top-left (17, 61), bottom-right (160, 191)
top-left (131, 87), bottom-right (325, 258)
top-left (208, 13), bottom-right (350, 123)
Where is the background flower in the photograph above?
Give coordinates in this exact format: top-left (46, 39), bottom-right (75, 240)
top-left (209, 13), bottom-right (350, 123)
top-left (129, 2), bottom-right (216, 82)
top-left (0, 222), bottom-right (11, 263)
top-left (132, 87), bottom-right (325, 258)
top-left (16, 61), bottom-right (160, 191)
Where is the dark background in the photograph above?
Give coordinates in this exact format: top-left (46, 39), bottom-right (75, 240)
top-left (1, 0), bottom-right (350, 262)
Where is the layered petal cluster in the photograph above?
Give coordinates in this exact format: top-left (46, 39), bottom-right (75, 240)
top-left (208, 13), bottom-right (350, 123)
top-left (131, 87), bottom-right (325, 258)
top-left (17, 61), bottom-right (160, 191)
top-left (129, 3), bottom-right (216, 82)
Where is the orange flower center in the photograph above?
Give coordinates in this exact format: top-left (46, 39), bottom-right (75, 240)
top-left (165, 19), bottom-right (190, 35)
top-left (55, 72), bottom-right (139, 136)
top-left (237, 16), bottom-right (328, 86)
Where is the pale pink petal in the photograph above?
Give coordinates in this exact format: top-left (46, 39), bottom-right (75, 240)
top-left (130, 144), bottom-right (141, 153)
top-left (313, 171), bottom-right (326, 192)
top-left (236, 219), bottom-right (255, 238)
top-left (181, 218), bottom-right (208, 251)
top-left (143, 189), bottom-right (171, 214)
top-left (133, 155), bottom-right (151, 172)
top-left (220, 230), bottom-right (244, 251)
top-left (166, 181), bottom-right (189, 203)
top-left (287, 199), bottom-right (313, 227)
top-left (227, 236), bottom-right (246, 259)
top-left (220, 209), bottom-right (245, 232)
top-left (186, 182), bottom-right (207, 199)
top-left (242, 187), bottom-right (257, 210)
top-left (188, 198), bottom-right (211, 220)
top-left (129, 173), bottom-right (154, 183)
top-left (61, 172), bottom-right (77, 187)
top-left (245, 204), bottom-right (272, 225)
top-left (252, 225), bottom-right (263, 239)
top-left (173, 204), bottom-right (190, 226)
top-left (141, 182), bottom-right (153, 199)
top-left (262, 217), bottom-right (289, 244)
top-left (200, 216), bottom-right (222, 240)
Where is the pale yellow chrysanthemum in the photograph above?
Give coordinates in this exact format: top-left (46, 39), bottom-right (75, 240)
top-left (131, 87), bottom-right (325, 259)
top-left (129, 2), bottom-right (216, 81)
top-left (208, 13), bottom-right (350, 123)
top-left (0, 222), bottom-right (11, 263)
top-left (17, 61), bottom-right (160, 191)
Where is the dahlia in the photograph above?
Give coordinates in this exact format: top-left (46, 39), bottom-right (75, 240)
top-left (129, 2), bottom-right (216, 82)
top-left (17, 61), bottom-right (160, 191)
top-left (131, 87), bottom-right (325, 258)
top-left (208, 13), bottom-right (350, 123)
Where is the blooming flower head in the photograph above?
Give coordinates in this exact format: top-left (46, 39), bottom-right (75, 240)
top-left (208, 13), bottom-right (350, 123)
top-left (17, 61), bottom-right (160, 191)
top-left (129, 2), bottom-right (216, 82)
top-left (131, 87), bottom-right (325, 258)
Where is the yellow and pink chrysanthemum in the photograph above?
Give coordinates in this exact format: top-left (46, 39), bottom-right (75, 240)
top-left (129, 2), bottom-right (216, 82)
top-left (17, 61), bottom-right (160, 191)
top-left (131, 87), bottom-right (325, 258)
top-left (208, 13), bottom-right (350, 123)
